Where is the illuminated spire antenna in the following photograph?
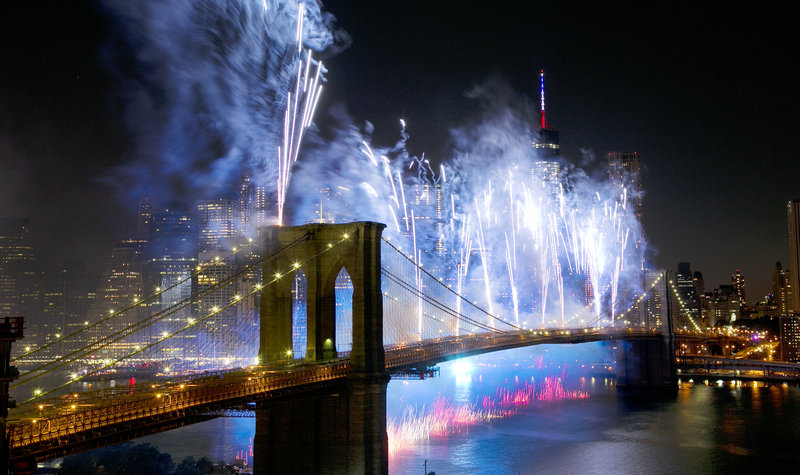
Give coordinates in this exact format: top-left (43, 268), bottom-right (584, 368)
top-left (539, 69), bottom-right (547, 130)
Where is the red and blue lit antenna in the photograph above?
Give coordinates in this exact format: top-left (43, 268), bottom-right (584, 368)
top-left (539, 69), bottom-right (547, 130)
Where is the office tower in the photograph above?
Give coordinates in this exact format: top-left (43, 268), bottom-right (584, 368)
top-left (408, 183), bottom-right (445, 256)
top-left (137, 194), bottom-right (154, 242)
top-left (531, 160), bottom-right (561, 201)
top-left (194, 250), bottom-right (257, 365)
top-left (773, 262), bottom-right (789, 315)
top-left (692, 271), bottom-right (705, 298)
top-left (148, 204), bottom-right (197, 355)
top-left (731, 269), bottom-right (746, 306)
top-left (607, 152), bottom-right (643, 225)
top-left (0, 218), bottom-right (39, 340)
top-left (789, 200), bottom-right (800, 314)
top-left (785, 269), bottom-right (794, 315)
top-left (197, 199), bottom-right (235, 252)
top-left (707, 285), bottom-right (740, 326)
top-left (38, 261), bottom-right (96, 355)
top-left (151, 204), bottom-right (196, 258)
top-left (314, 185), bottom-right (347, 224)
top-left (608, 152), bottom-right (646, 322)
top-left (237, 176), bottom-right (269, 238)
top-left (674, 262), bottom-right (702, 329)
top-left (87, 245), bottom-right (144, 357)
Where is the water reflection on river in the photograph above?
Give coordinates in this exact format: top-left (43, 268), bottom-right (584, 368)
top-left (92, 344), bottom-right (800, 472)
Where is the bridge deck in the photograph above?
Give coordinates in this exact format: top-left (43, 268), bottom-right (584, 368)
top-left (6, 327), bottom-right (668, 462)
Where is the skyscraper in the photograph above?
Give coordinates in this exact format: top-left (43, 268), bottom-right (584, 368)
top-left (38, 262), bottom-right (96, 355)
top-left (531, 71), bottom-right (561, 204)
top-left (607, 152), bottom-right (643, 225)
top-left (151, 204), bottom-right (196, 258)
top-left (197, 199), bottom-right (235, 252)
top-left (608, 152), bottom-right (646, 322)
top-left (237, 176), bottom-right (269, 238)
top-left (772, 262), bottom-right (793, 316)
top-left (137, 194), bottom-right (154, 242)
top-left (731, 269), bottom-right (746, 307)
top-left (148, 204), bottom-right (197, 352)
top-left (789, 200), bottom-right (800, 314)
top-left (87, 245), bottom-right (144, 357)
top-left (532, 71), bottom-right (560, 157)
top-left (674, 262), bottom-right (702, 329)
top-left (0, 219), bottom-right (39, 338)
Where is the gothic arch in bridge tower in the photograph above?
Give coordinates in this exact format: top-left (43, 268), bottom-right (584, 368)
top-left (334, 267), bottom-right (354, 354)
top-left (290, 268), bottom-right (307, 359)
top-left (259, 221), bottom-right (386, 376)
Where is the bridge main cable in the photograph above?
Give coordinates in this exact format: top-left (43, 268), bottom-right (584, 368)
top-left (381, 237), bottom-right (525, 332)
top-left (16, 232), bottom-right (358, 406)
top-left (12, 232), bottom-right (314, 390)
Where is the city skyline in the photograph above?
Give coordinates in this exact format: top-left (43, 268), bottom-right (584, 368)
top-left (1, 1), bottom-right (798, 300)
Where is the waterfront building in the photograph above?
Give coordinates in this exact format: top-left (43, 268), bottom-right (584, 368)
top-left (780, 316), bottom-right (800, 362)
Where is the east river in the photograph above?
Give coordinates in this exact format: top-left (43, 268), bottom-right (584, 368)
top-left (57, 343), bottom-right (800, 472)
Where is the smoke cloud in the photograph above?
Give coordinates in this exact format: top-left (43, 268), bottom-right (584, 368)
top-left (100, 0), bottom-right (349, 204)
top-left (99, 0), bottom-right (648, 328)
top-left (288, 77), bottom-right (649, 329)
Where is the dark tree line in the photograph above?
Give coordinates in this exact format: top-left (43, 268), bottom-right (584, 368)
top-left (58, 442), bottom-right (243, 475)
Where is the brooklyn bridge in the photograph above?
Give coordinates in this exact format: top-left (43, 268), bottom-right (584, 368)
top-left (1, 222), bottom-right (778, 474)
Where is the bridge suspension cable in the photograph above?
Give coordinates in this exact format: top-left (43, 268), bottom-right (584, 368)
top-left (380, 237), bottom-right (523, 341)
top-left (18, 232), bottom-right (353, 406)
top-left (380, 266), bottom-right (499, 334)
top-left (668, 279), bottom-right (703, 332)
top-left (380, 238), bottom-right (665, 336)
top-left (13, 233), bottom-right (312, 392)
top-left (12, 244), bottom-right (261, 364)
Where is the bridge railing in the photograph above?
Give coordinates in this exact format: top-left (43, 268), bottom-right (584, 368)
top-left (7, 362), bottom-right (350, 451)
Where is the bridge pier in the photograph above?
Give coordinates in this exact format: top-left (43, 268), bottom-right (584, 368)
top-left (256, 222), bottom-right (388, 473)
top-left (253, 375), bottom-right (389, 474)
top-left (616, 335), bottom-right (677, 389)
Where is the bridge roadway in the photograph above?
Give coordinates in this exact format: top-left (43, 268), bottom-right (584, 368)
top-left (6, 327), bottom-right (662, 462)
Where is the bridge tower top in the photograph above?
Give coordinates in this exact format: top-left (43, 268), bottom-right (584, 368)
top-left (260, 222), bottom-right (386, 377)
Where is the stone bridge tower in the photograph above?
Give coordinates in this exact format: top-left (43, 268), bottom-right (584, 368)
top-left (256, 222), bottom-right (388, 474)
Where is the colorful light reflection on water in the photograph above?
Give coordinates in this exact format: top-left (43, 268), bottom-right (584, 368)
top-left (388, 375), bottom-right (588, 455)
top-left (387, 346), bottom-right (600, 456)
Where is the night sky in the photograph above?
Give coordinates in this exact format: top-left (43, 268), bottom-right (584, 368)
top-left (1, 1), bottom-right (798, 299)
